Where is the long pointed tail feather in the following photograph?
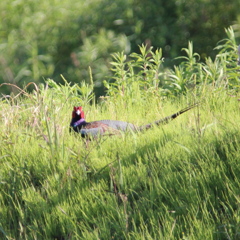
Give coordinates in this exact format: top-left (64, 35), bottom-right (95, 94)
top-left (138, 103), bottom-right (198, 131)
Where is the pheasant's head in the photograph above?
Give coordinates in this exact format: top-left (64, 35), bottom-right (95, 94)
top-left (72, 106), bottom-right (85, 119)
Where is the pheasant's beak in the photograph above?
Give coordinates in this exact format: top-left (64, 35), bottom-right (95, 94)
top-left (76, 109), bottom-right (81, 115)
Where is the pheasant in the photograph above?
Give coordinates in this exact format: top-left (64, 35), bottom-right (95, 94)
top-left (70, 104), bottom-right (197, 138)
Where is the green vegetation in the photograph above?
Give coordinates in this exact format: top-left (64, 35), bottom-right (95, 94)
top-left (1, 0), bottom-right (240, 95)
top-left (0, 30), bottom-right (240, 239)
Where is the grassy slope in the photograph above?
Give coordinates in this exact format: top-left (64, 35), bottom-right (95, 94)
top-left (0, 85), bottom-right (239, 240)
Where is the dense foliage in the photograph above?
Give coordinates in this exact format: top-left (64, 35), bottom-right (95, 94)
top-left (0, 32), bottom-right (240, 239)
top-left (1, 0), bottom-right (240, 95)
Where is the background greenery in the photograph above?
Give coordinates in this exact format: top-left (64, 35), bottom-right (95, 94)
top-left (1, 0), bottom-right (240, 96)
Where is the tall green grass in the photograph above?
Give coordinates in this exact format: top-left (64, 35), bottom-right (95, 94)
top-left (0, 31), bottom-right (240, 239)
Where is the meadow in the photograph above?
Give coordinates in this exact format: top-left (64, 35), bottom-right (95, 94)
top-left (0, 31), bottom-right (240, 239)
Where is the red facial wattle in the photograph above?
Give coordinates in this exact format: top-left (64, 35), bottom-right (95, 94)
top-left (72, 106), bottom-right (85, 119)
